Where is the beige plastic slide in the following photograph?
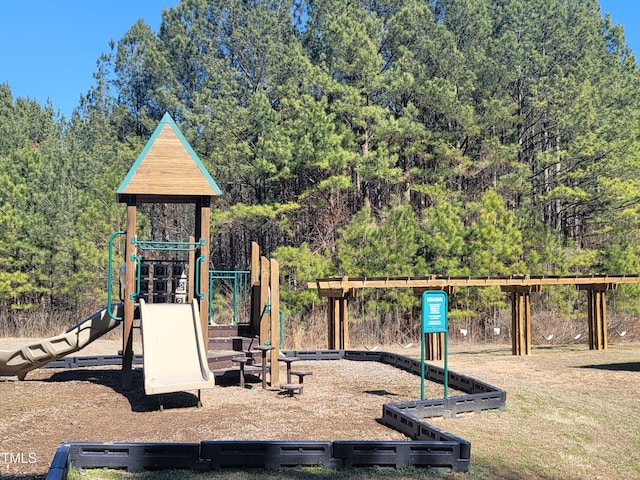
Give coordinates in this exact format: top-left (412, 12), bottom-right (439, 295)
top-left (0, 304), bottom-right (123, 380)
top-left (139, 299), bottom-right (215, 395)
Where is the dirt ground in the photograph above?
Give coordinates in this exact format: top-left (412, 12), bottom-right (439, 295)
top-left (0, 338), bottom-right (639, 480)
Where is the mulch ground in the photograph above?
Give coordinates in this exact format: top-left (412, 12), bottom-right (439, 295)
top-left (0, 338), bottom-right (445, 479)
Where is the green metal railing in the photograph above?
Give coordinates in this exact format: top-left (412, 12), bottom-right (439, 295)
top-left (209, 270), bottom-right (250, 324)
top-left (131, 237), bottom-right (204, 252)
top-left (107, 231), bottom-right (126, 321)
top-left (108, 234), bottom-right (282, 331)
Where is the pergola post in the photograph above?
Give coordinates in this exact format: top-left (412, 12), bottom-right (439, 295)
top-left (326, 289), bottom-right (353, 350)
top-left (502, 285), bottom-right (540, 356)
top-left (327, 297), bottom-right (349, 350)
top-left (414, 286), bottom-right (454, 361)
top-left (580, 283), bottom-right (614, 350)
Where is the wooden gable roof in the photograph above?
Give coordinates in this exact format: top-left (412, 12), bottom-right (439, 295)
top-left (116, 113), bottom-right (222, 203)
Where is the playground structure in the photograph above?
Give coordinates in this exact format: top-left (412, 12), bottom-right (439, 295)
top-left (0, 114), bottom-right (283, 398)
top-left (309, 275), bottom-right (640, 359)
top-left (0, 113), bottom-right (224, 403)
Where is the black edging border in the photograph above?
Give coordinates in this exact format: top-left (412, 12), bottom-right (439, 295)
top-left (44, 349), bottom-right (506, 479)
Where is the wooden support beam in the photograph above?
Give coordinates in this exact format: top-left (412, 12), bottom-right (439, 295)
top-left (508, 290), bottom-right (532, 356)
top-left (259, 256), bottom-right (270, 346)
top-left (326, 297), bottom-right (350, 349)
top-left (249, 242), bottom-right (260, 335)
top-left (418, 287), bottom-right (452, 361)
top-left (269, 258), bottom-right (280, 386)
top-left (122, 203), bottom-right (137, 391)
top-left (196, 198), bottom-right (211, 347)
top-left (327, 297), bottom-right (340, 349)
top-left (424, 332), bottom-right (444, 361)
top-left (413, 286), bottom-right (455, 296)
top-left (187, 236), bottom-right (195, 302)
top-left (339, 297), bottom-right (349, 349)
top-left (250, 242), bottom-right (259, 286)
top-left (580, 285), bottom-right (612, 350)
top-left (327, 298), bottom-right (333, 349)
top-left (501, 285), bottom-right (539, 356)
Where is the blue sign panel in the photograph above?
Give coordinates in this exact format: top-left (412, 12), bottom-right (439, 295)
top-left (421, 290), bottom-right (448, 333)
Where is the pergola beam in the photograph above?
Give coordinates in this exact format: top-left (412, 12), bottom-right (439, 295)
top-left (308, 274), bottom-right (640, 293)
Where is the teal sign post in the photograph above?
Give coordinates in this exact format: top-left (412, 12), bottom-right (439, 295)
top-left (421, 290), bottom-right (448, 400)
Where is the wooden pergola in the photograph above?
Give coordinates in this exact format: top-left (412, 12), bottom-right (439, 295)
top-left (308, 275), bottom-right (640, 357)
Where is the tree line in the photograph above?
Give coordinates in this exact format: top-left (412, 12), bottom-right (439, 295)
top-left (1, 0), bottom-right (640, 339)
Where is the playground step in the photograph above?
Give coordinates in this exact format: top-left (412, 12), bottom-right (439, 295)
top-left (207, 350), bottom-right (260, 371)
top-left (207, 323), bottom-right (261, 379)
top-left (208, 323), bottom-right (254, 338)
top-left (208, 336), bottom-right (257, 352)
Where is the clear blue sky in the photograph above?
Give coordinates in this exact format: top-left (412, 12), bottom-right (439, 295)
top-left (0, 1), bottom-right (176, 118)
top-left (0, 1), bottom-right (637, 119)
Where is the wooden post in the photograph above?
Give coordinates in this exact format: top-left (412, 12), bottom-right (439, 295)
top-left (196, 197), bottom-right (211, 347)
top-left (602, 291), bottom-right (608, 350)
top-left (122, 202), bottom-right (137, 391)
top-left (259, 256), bottom-right (270, 346)
top-left (251, 242), bottom-right (260, 286)
top-left (187, 235), bottom-right (195, 302)
top-left (424, 332), bottom-right (444, 361)
top-left (249, 242), bottom-right (261, 336)
top-left (328, 297), bottom-right (342, 349)
top-left (327, 297), bottom-right (335, 349)
top-left (339, 297), bottom-right (349, 349)
top-left (325, 289), bottom-right (354, 350)
top-left (503, 285), bottom-right (539, 356)
top-left (581, 284), bottom-right (613, 350)
top-left (414, 286), bottom-right (453, 361)
top-left (269, 258), bottom-right (280, 385)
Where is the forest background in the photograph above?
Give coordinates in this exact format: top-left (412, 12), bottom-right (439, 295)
top-left (1, 0), bottom-right (640, 346)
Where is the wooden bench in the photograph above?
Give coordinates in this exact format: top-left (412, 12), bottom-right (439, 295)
top-left (280, 383), bottom-right (303, 397)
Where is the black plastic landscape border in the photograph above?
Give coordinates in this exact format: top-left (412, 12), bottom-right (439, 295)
top-left (43, 354), bottom-right (143, 369)
top-left (44, 349), bottom-right (506, 479)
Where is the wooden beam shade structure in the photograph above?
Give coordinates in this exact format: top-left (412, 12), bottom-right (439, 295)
top-left (308, 274), bottom-right (640, 292)
top-left (116, 113), bottom-right (222, 389)
top-left (308, 275), bottom-right (640, 356)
